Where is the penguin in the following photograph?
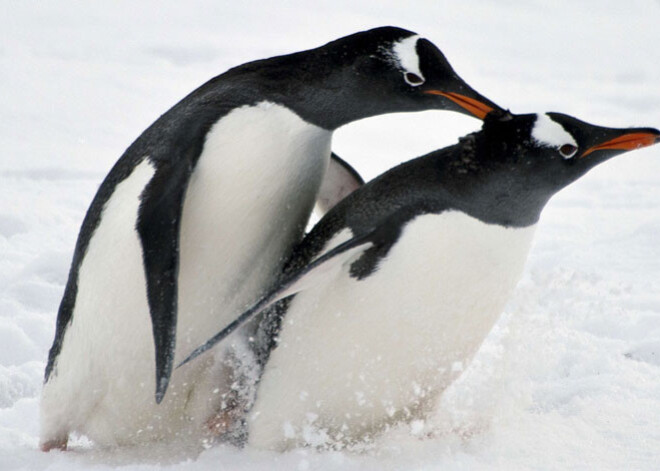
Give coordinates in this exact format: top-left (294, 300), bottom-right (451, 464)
top-left (180, 110), bottom-right (659, 450)
top-left (40, 26), bottom-right (502, 451)
top-left (315, 153), bottom-right (365, 217)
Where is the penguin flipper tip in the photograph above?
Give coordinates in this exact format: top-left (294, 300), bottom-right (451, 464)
top-left (155, 369), bottom-right (171, 404)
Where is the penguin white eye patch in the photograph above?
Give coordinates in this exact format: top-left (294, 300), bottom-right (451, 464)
top-left (391, 35), bottom-right (426, 87)
top-left (532, 113), bottom-right (578, 159)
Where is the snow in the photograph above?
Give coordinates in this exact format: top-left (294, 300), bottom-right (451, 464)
top-left (1, 0), bottom-right (659, 469)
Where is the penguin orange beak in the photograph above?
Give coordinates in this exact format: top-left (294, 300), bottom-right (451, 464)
top-left (423, 90), bottom-right (494, 119)
top-left (581, 131), bottom-right (660, 158)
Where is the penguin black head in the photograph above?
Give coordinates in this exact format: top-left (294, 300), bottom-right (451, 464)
top-left (236, 26), bottom-right (503, 129)
top-left (452, 110), bottom-right (660, 225)
top-left (479, 110), bottom-right (659, 187)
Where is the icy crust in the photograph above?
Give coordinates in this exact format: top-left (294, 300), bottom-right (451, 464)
top-left (531, 113), bottom-right (577, 155)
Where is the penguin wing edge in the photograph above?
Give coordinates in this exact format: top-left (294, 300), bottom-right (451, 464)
top-left (314, 152), bottom-right (364, 218)
top-left (136, 159), bottom-right (193, 404)
top-left (177, 232), bottom-right (375, 368)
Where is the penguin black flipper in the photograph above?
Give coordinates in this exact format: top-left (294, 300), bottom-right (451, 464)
top-left (137, 159), bottom-right (195, 404)
top-left (177, 231), bottom-right (376, 368)
top-left (315, 153), bottom-right (364, 217)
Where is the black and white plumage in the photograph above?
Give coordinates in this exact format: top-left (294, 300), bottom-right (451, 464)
top-left (182, 111), bottom-right (659, 450)
top-left (40, 26), bottom-right (502, 450)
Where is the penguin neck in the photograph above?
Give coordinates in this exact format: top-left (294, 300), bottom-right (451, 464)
top-left (220, 52), bottom-right (406, 131)
top-left (381, 136), bottom-right (553, 229)
top-left (434, 134), bottom-right (553, 228)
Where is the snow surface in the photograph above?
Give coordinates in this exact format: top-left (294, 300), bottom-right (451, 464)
top-left (1, 0), bottom-right (660, 469)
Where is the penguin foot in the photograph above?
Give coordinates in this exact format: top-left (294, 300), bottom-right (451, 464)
top-left (205, 411), bottom-right (233, 437)
top-left (40, 437), bottom-right (68, 452)
top-left (204, 410), bottom-right (248, 447)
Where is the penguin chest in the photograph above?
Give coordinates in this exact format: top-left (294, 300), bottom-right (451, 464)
top-left (250, 211), bottom-right (536, 449)
top-left (176, 102), bottom-right (332, 354)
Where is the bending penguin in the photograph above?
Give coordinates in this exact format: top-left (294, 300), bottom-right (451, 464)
top-left (181, 110), bottom-right (660, 450)
top-left (40, 26), bottom-right (502, 450)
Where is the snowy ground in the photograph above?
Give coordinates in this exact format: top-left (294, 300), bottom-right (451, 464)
top-left (2, 1), bottom-right (660, 469)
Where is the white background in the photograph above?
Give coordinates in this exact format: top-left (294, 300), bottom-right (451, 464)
top-left (1, 1), bottom-right (659, 469)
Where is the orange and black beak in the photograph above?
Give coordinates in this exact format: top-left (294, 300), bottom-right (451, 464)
top-left (412, 38), bottom-right (505, 120)
top-left (423, 89), bottom-right (498, 120)
top-left (545, 112), bottom-right (660, 162)
top-left (580, 130), bottom-right (660, 158)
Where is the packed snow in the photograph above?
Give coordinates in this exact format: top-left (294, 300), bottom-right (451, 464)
top-left (1, 1), bottom-right (659, 469)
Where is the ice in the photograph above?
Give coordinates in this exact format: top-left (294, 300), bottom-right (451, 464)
top-left (1, 0), bottom-right (659, 469)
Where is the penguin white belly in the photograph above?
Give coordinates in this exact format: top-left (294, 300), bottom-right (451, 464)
top-left (40, 159), bottom-right (162, 446)
top-left (40, 102), bottom-right (331, 447)
top-left (248, 212), bottom-right (536, 450)
top-left (177, 102), bottom-right (331, 355)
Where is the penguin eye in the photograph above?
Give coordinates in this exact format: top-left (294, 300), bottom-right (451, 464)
top-left (559, 144), bottom-right (578, 159)
top-left (404, 72), bottom-right (425, 86)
